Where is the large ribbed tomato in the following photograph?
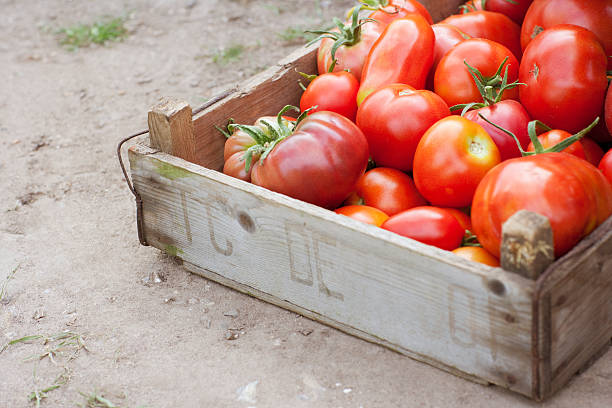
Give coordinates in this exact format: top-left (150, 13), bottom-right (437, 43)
top-left (250, 110), bottom-right (369, 209)
top-left (472, 153), bottom-right (612, 258)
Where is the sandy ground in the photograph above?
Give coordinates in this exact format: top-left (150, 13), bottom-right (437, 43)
top-left (0, 0), bottom-right (610, 407)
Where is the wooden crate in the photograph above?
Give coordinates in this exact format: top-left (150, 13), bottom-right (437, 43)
top-left (124, 0), bottom-right (612, 401)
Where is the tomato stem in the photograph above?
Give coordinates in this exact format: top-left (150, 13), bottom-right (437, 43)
top-left (462, 58), bottom-right (525, 108)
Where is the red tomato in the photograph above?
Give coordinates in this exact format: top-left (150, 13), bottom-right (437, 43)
top-left (472, 153), bottom-right (612, 258)
top-left (382, 206), bottom-right (464, 251)
top-left (366, 0), bottom-right (433, 27)
top-left (581, 138), bottom-right (605, 167)
top-left (464, 100), bottom-right (531, 161)
top-left (440, 11), bottom-right (522, 60)
top-left (460, 0), bottom-right (534, 25)
top-left (599, 149), bottom-right (612, 186)
top-left (300, 71), bottom-right (359, 122)
top-left (357, 15), bottom-right (434, 105)
top-left (223, 116), bottom-right (294, 181)
top-left (356, 84), bottom-right (450, 171)
top-left (315, 9), bottom-right (384, 82)
top-left (606, 84), bottom-right (612, 139)
top-left (452, 246), bottom-right (500, 267)
top-left (527, 129), bottom-right (586, 160)
top-left (434, 38), bottom-right (520, 108)
top-left (334, 205), bottom-right (389, 227)
top-left (350, 167), bottom-right (427, 216)
top-left (442, 208), bottom-right (472, 232)
top-left (427, 24), bottom-right (470, 90)
top-left (249, 110), bottom-right (369, 209)
top-left (519, 25), bottom-right (608, 133)
top-left (413, 116), bottom-right (501, 208)
top-left (521, 0), bottom-right (612, 70)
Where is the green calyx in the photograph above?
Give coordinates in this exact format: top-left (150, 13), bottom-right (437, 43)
top-left (451, 57), bottom-right (525, 115)
top-left (462, 230), bottom-right (482, 247)
top-left (459, 0), bottom-right (517, 13)
top-left (306, 6), bottom-right (375, 71)
top-left (359, 0), bottom-right (390, 9)
top-left (225, 105), bottom-right (312, 173)
top-left (478, 114), bottom-right (600, 157)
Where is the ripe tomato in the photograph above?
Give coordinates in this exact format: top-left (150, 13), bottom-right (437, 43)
top-left (472, 153), bottom-right (612, 258)
top-left (357, 14), bottom-right (434, 105)
top-left (350, 167), bottom-right (427, 216)
top-left (460, 0), bottom-right (534, 25)
top-left (246, 109), bottom-right (369, 209)
top-left (365, 0), bottom-right (433, 26)
top-left (521, 0), bottom-right (612, 70)
top-left (434, 38), bottom-right (520, 108)
top-left (442, 208), bottom-right (472, 232)
top-left (356, 84), bottom-right (449, 171)
top-left (223, 116), bottom-right (294, 182)
top-left (464, 100), bottom-right (531, 161)
top-left (299, 71), bottom-right (359, 122)
top-left (581, 137), bottom-right (605, 167)
top-left (527, 129), bottom-right (586, 160)
top-left (427, 24), bottom-right (470, 90)
top-left (606, 84), bottom-right (612, 139)
top-left (519, 25), bottom-right (608, 133)
top-left (452, 246), bottom-right (500, 267)
top-left (599, 149), bottom-right (612, 186)
top-left (314, 8), bottom-right (384, 82)
top-left (382, 206), bottom-right (464, 251)
top-left (413, 116), bottom-right (501, 208)
top-left (334, 205), bottom-right (389, 227)
top-left (440, 11), bottom-right (522, 60)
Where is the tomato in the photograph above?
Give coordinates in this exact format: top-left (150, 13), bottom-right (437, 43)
top-left (440, 11), bottom-right (522, 60)
top-left (300, 71), bottom-right (359, 122)
top-left (521, 0), bottom-right (612, 70)
top-left (357, 15), bottom-right (434, 105)
top-left (314, 7), bottom-right (384, 82)
top-left (464, 100), bottom-right (531, 161)
top-left (519, 25), bottom-right (608, 133)
top-left (229, 108), bottom-right (369, 210)
top-left (452, 246), bottom-right (500, 267)
top-left (222, 116), bottom-right (294, 182)
top-left (606, 84), bottom-right (612, 139)
top-left (434, 38), bottom-right (520, 108)
top-left (460, 0), bottom-right (534, 25)
top-left (365, 0), bottom-right (433, 26)
top-left (427, 24), bottom-right (470, 90)
top-left (413, 116), bottom-right (501, 208)
top-left (472, 153), bottom-right (612, 258)
top-left (349, 167), bottom-right (427, 216)
top-left (581, 137), bottom-right (605, 167)
top-left (599, 149), bottom-right (612, 186)
top-left (442, 208), bottom-right (472, 232)
top-left (382, 206), bottom-right (464, 251)
top-left (527, 129), bottom-right (586, 160)
top-left (334, 205), bottom-right (389, 227)
top-left (356, 84), bottom-right (449, 171)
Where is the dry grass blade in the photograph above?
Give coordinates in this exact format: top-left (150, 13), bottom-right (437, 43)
top-left (78, 391), bottom-right (120, 408)
top-left (0, 264), bottom-right (19, 302)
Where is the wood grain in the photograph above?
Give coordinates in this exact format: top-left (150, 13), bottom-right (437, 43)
top-left (148, 97), bottom-right (195, 162)
top-left (129, 144), bottom-right (536, 397)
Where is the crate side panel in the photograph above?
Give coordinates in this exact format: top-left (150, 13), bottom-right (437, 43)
top-left (424, 0), bottom-right (465, 22)
top-left (543, 218), bottom-right (612, 397)
top-left (130, 147), bottom-right (535, 396)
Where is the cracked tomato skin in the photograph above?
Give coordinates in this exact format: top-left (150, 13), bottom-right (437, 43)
top-left (413, 116), bottom-right (501, 208)
top-left (356, 84), bottom-right (450, 172)
top-left (382, 206), bottom-right (464, 251)
top-left (250, 111), bottom-right (369, 210)
top-left (520, 0), bottom-right (612, 70)
top-left (519, 25), bottom-right (608, 133)
top-left (472, 153), bottom-right (612, 258)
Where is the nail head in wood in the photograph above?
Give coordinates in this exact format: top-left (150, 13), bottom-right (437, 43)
top-left (500, 210), bottom-right (554, 280)
top-left (148, 97), bottom-right (196, 163)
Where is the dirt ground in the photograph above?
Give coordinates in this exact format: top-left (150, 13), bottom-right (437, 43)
top-left (1, 0), bottom-right (610, 407)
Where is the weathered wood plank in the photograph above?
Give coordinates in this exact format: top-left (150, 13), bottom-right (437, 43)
top-left (129, 144), bottom-right (536, 397)
top-left (535, 216), bottom-right (612, 399)
top-left (148, 97), bottom-right (195, 162)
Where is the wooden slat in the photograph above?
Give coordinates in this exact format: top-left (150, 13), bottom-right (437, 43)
top-left (534, 216), bottom-right (612, 399)
top-left (148, 97), bottom-right (195, 161)
top-left (129, 144), bottom-right (536, 397)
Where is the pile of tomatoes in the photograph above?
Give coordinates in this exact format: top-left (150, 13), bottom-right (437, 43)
top-left (221, 0), bottom-right (612, 267)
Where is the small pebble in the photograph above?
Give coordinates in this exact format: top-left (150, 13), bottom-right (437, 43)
top-left (223, 309), bottom-right (239, 318)
top-left (343, 388), bottom-right (352, 394)
top-left (225, 331), bottom-right (239, 340)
